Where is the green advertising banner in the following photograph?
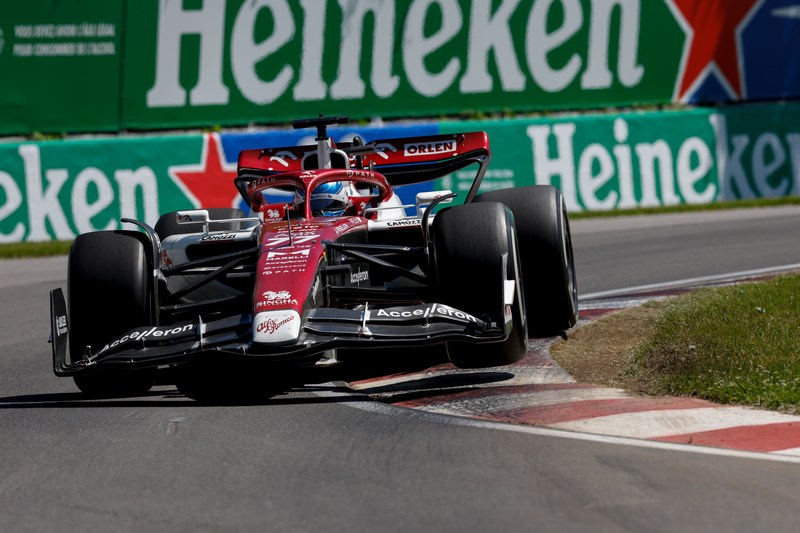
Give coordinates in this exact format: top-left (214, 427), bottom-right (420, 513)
top-left (441, 103), bottom-right (800, 212)
top-left (0, 1), bottom-right (124, 135)
top-left (0, 135), bottom-right (205, 242)
top-left (121, 0), bottom-right (684, 130)
top-left (3, 102), bottom-right (800, 242)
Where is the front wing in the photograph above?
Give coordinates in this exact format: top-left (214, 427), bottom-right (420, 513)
top-left (50, 288), bottom-right (508, 376)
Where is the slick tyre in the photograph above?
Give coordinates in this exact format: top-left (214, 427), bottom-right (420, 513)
top-left (154, 208), bottom-right (249, 240)
top-left (474, 185), bottom-right (578, 337)
top-left (68, 231), bottom-right (156, 397)
top-left (433, 202), bottom-right (527, 368)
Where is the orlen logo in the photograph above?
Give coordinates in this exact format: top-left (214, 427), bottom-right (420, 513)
top-left (253, 310), bottom-right (301, 343)
top-left (404, 141), bottom-right (456, 157)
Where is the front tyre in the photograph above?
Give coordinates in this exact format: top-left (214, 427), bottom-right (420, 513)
top-left (68, 231), bottom-right (156, 397)
top-left (474, 185), bottom-right (578, 337)
top-left (433, 202), bottom-right (527, 368)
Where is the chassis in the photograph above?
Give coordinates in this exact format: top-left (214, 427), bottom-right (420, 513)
top-left (49, 115), bottom-right (578, 399)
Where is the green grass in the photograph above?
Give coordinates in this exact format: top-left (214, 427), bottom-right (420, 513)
top-left (569, 195), bottom-right (800, 219)
top-left (630, 275), bottom-right (800, 413)
top-left (0, 240), bottom-right (72, 259)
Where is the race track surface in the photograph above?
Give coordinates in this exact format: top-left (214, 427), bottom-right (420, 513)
top-left (4, 206), bottom-right (800, 531)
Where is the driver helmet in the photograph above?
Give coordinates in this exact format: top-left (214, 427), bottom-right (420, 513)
top-left (298, 181), bottom-right (350, 217)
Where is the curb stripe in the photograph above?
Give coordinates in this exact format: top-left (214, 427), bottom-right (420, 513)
top-left (653, 422), bottom-right (800, 452)
top-left (489, 396), bottom-right (721, 426)
top-left (550, 407), bottom-right (800, 439)
top-left (393, 386), bottom-right (631, 415)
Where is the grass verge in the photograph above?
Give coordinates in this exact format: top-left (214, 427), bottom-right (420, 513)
top-left (0, 240), bottom-right (72, 259)
top-left (551, 275), bottom-right (800, 414)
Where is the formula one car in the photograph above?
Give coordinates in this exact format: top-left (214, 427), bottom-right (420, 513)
top-left (49, 115), bottom-right (578, 400)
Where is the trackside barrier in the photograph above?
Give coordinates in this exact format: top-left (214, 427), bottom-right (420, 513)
top-left (2, 103), bottom-right (800, 242)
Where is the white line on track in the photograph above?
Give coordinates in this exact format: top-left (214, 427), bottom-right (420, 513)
top-left (580, 263), bottom-right (800, 301)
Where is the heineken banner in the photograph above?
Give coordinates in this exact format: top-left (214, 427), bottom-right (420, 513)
top-left (440, 103), bottom-right (800, 211)
top-left (3, 1), bottom-right (800, 135)
top-left (0, 1), bottom-right (123, 134)
top-left (0, 122), bottom-right (435, 242)
top-left (2, 103), bottom-right (800, 242)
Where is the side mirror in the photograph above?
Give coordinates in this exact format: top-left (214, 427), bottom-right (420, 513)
top-left (415, 190), bottom-right (453, 217)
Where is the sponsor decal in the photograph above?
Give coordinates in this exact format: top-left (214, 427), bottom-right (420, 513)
top-left (374, 304), bottom-right (479, 323)
top-left (256, 314), bottom-right (295, 334)
top-left (200, 232), bottom-right (237, 241)
top-left (0, 27), bottom-right (4, 56)
top-left (404, 141), bottom-right (456, 157)
top-left (345, 169), bottom-right (375, 179)
top-left (263, 249), bottom-right (311, 274)
top-left (258, 290), bottom-right (299, 307)
top-left (350, 269), bottom-right (369, 285)
top-left (253, 310), bottom-right (301, 343)
top-left (96, 323), bottom-right (195, 355)
top-left (266, 249), bottom-right (311, 260)
top-left (56, 315), bottom-right (67, 336)
top-left (263, 269), bottom-right (306, 275)
top-left (247, 176), bottom-right (277, 191)
top-left (386, 219), bottom-right (421, 228)
top-left (266, 208), bottom-right (281, 219)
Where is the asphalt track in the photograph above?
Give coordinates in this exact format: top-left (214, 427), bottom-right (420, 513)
top-left (4, 206), bottom-right (800, 531)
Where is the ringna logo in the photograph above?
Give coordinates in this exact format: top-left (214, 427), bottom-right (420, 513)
top-left (259, 290), bottom-right (298, 307)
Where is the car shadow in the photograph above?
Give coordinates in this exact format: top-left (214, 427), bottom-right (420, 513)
top-left (0, 383), bottom-right (371, 409)
top-left (1, 369), bottom-right (516, 408)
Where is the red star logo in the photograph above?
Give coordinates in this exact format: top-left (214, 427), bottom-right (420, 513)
top-left (670, 0), bottom-right (763, 101)
top-left (169, 133), bottom-right (240, 209)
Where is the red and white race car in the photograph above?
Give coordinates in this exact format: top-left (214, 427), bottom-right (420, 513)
top-left (49, 115), bottom-right (578, 400)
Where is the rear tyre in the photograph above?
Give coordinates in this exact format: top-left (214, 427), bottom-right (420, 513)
top-left (433, 202), bottom-right (527, 368)
top-left (154, 208), bottom-right (249, 240)
top-left (68, 231), bottom-right (156, 397)
top-left (474, 185), bottom-right (578, 337)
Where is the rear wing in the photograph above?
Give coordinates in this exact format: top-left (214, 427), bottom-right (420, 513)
top-left (238, 132), bottom-right (491, 197)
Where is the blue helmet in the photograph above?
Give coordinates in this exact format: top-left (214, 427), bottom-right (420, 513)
top-left (299, 181), bottom-right (350, 216)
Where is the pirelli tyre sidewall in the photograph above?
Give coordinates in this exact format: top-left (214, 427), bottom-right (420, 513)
top-left (154, 207), bottom-right (248, 240)
top-left (474, 185), bottom-right (579, 337)
top-left (433, 202), bottom-right (527, 368)
top-left (68, 230), bottom-right (156, 397)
